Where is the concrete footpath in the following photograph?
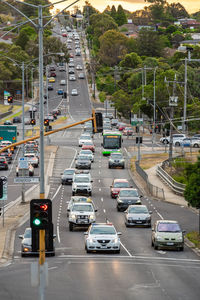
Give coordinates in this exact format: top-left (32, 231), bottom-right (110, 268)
top-left (0, 145), bottom-right (57, 265)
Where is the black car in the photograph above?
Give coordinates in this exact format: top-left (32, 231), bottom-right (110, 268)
top-left (116, 188), bottom-right (142, 211)
top-left (13, 116), bottom-right (21, 123)
top-left (0, 156), bottom-right (8, 170)
top-left (48, 84), bottom-right (54, 91)
top-left (61, 168), bottom-right (76, 185)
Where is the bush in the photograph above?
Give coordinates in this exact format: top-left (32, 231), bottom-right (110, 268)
top-left (99, 91), bottom-right (106, 102)
top-left (172, 174), bottom-right (187, 184)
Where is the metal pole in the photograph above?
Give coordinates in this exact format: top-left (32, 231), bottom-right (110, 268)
top-left (38, 5), bottom-right (45, 199)
top-left (137, 126), bottom-right (141, 162)
top-left (183, 57), bottom-right (187, 132)
top-left (31, 68), bottom-right (34, 107)
top-left (21, 62), bottom-right (25, 204)
top-left (169, 107), bottom-right (173, 165)
top-left (46, 65), bottom-right (49, 115)
top-left (152, 67), bottom-right (157, 150)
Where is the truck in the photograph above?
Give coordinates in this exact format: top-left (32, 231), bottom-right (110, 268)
top-left (0, 125), bottom-right (18, 151)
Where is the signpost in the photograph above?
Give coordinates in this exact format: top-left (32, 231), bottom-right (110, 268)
top-left (0, 176), bottom-right (8, 227)
top-left (4, 91), bottom-right (10, 105)
top-left (14, 177), bottom-right (40, 184)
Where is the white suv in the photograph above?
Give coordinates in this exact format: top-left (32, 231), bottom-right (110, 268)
top-left (68, 202), bottom-right (97, 231)
top-left (84, 223), bottom-right (121, 253)
top-left (72, 173), bottom-right (93, 196)
top-left (160, 134), bottom-right (186, 146)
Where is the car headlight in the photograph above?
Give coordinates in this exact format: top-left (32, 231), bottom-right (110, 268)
top-left (111, 238), bottom-right (118, 244)
top-left (146, 216), bottom-right (151, 220)
top-left (88, 238), bottom-right (95, 243)
top-left (177, 236), bottom-right (183, 241)
top-left (89, 215), bottom-right (94, 220)
top-left (70, 214), bottom-right (76, 220)
top-left (117, 199), bottom-right (123, 203)
top-left (156, 236), bottom-right (162, 241)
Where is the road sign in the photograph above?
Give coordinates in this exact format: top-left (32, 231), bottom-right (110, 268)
top-left (0, 176), bottom-right (7, 201)
top-left (18, 157), bottom-right (29, 169)
top-left (14, 177), bottom-right (40, 184)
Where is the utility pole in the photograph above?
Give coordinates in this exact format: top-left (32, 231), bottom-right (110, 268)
top-left (152, 67), bottom-right (158, 151)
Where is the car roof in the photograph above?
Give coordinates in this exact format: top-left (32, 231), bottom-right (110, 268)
top-left (156, 220), bottom-right (178, 224)
top-left (119, 188), bottom-right (137, 191)
top-left (90, 223), bottom-right (115, 227)
top-left (128, 204), bottom-right (147, 209)
top-left (113, 179), bottom-right (128, 183)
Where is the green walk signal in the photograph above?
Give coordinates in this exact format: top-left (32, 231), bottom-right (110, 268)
top-left (33, 218), bottom-right (41, 226)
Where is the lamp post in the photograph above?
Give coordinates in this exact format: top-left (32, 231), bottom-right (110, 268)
top-left (152, 67), bottom-right (158, 151)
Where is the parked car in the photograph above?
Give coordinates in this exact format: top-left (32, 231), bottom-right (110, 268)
top-left (124, 205), bottom-right (152, 227)
top-left (84, 223), bottom-right (121, 253)
top-left (116, 188), bottom-right (142, 211)
top-left (151, 220), bottom-right (185, 251)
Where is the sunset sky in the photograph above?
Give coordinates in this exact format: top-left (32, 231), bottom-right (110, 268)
top-left (53, 0), bottom-right (200, 14)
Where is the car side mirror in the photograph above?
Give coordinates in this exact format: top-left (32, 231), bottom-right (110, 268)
top-left (152, 228), bottom-right (154, 231)
top-left (18, 235), bottom-right (23, 239)
top-left (117, 232), bottom-right (122, 235)
top-left (149, 211), bottom-right (152, 214)
top-left (60, 173), bottom-right (63, 175)
top-left (67, 209), bottom-right (70, 212)
top-left (84, 232), bottom-right (88, 235)
top-left (95, 209), bottom-right (98, 212)
top-left (101, 143), bottom-right (103, 146)
top-left (91, 180), bottom-right (93, 182)
top-left (53, 234), bottom-right (57, 239)
top-left (182, 230), bottom-right (186, 234)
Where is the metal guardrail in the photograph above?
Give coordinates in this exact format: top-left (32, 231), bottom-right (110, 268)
top-left (156, 164), bottom-right (186, 195)
top-left (135, 161), bottom-right (165, 200)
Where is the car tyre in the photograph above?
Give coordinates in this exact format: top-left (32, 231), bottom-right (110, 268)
top-left (115, 249), bottom-right (120, 254)
top-left (69, 223), bottom-right (73, 231)
top-left (117, 206), bottom-right (120, 212)
top-left (89, 192), bottom-right (92, 196)
top-left (193, 144), bottom-right (199, 148)
top-left (154, 243), bottom-right (158, 250)
top-left (108, 165), bottom-right (111, 169)
top-left (72, 192), bottom-right (75, 196)
top-left (179, 246), bottom-right (184, 251)
top-left (175, 142), bottom-right (180, 147)
top-left (86, 248), bottom-right (91, 254)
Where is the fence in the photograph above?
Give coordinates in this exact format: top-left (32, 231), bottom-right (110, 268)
top-left (135, 161), bottom-right (165, 200)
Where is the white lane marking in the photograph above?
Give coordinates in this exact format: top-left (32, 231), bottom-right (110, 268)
top-left (99, 179), bottom-right (101, 183)
top-left (57, 225), bottom-right (61, 243)
top-left (99, 188), bottom-right (101, 191)
top-left (52, 184), bottom-right (62, 200)
top-left (103, 209), bottom-right (106, 213)
top-left (120, 242), bottom-right (132, 257)
top-left (48, 266), bottom-right (58, 270)
top-left (101, 198), bottom-right (103, 202)
top-left (156, 211), bottom-right (164, 220)
top-left (99, 170), bottom-right (101, 174)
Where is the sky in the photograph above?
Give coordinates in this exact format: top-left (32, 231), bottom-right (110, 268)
top-left (52, 0), bottom-right (200, 14)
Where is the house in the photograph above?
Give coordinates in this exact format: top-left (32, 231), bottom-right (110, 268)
top-left (176, 18), bottom-right (200, 29)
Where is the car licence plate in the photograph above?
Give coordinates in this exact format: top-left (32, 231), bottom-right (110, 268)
top-left (166, 242), bottom-right (174, 246)
top-left (136, 221), bottom-right (142, 224)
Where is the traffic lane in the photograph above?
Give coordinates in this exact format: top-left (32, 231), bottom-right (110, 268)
top-left (97, 149), bottom-right (199, 259)
top-left (1, 256), bottom-right (200, 300)
top-left (54, 157), bottom-right (129, 257)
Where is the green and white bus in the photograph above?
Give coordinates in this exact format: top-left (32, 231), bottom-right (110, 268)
top-left (102, 130), bottom-right (122, 156)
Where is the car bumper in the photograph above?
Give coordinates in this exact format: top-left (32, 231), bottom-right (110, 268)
top-left (62, 179), bottom-right (73, 185)
top-left (87, 243), bottom-right (120, 251)
top-left (126, 219), bottom-right (151, 226)
top-left (155, 241), bottom-right (184, 249)
top-left (73, 189), bottom-right (91, 195)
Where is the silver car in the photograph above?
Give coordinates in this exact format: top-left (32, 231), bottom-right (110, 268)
top-left (124, 205), bottom-right (152, 227)
top-left (75, 155), bottom-right (91, 169)
top-left (71, 89), bottom-right (78, 96)
top-left (108, 152), bottom-right (125, 169)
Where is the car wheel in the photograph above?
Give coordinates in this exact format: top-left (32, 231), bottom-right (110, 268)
top-left (72, 192), bottom-right (75, 196)
top-left (5, 166), bottom-right (8, 170)
top-left (108, 165), bottom-right (111, 169)
top-left (154, 243), bottom-right (158, 250)
top-left (125, 223), bottom-right (129, 228)
top-left (151, 240), bottom-right (154, 247)
top-left (115, 249), bottom-right (120, 254)
top-left (179, 246), bottom-right (184, 251)
top-left (193, 144), bottom-right (199, 148)
top-left (163, 139), bottom-right (169, 144)
top-left (86, 248), bottom-right (91, 254)
top-left (122, 165), bottom-right (125, 169)
top-left (117, 206), bottom-right (120, 212)
top-left (69, 223), bottom-right (73, 231)
top-left (175, 142), bottom-right (180, 147)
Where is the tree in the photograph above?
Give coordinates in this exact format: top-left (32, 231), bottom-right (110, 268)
top-left (110, 5), bottom-right (117, 22)
top-left (89, 13), bottom-right (118, 39)
top-left (115, 5), bottom-right (127, 26)
top-left (119, 52), bottom-right (142, 69)
top-left (99, 30), bottom-right (128, 66)
top-left (137, 29), bottom-right (165, 57)
top-left (184, 157), bottom-right (200, 208)
top-left (111, 89), bottom-right (132, 118)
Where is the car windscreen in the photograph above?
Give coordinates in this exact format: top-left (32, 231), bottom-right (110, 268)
top-left (80, 151), bottom-right (92, 155)
top-left (74, 177), bottom-right (89, 183)
top-left (24, 230), bottom-right (31, 238)
top-left (90, 226), bottom-right (116, 235)
top-left (110, 154), bottom-right (122, 159)
top-left (128, 206), bottom-right (148, 214)
top-left (120, 190), bottom-right (138, 197)
top-left (72, 205), bottom-right (93, 212)
top-left (64, 170), bottom-right (75, 175)
top-left (157, 223), bottom-right (181, 232)
top-left (78, 156), bottom-right (90, 160)
top-left (114, 182), bottom-right (129, 188)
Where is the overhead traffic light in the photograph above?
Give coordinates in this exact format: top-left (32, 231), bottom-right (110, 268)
top-left (7, 96), bottom-right (13, 103)
top-left (30, 199), bottom-right (52, 229)
top-left (44, 119), bottom-right (49, 126)
top-left (31, 119), bottom-right (36, 126)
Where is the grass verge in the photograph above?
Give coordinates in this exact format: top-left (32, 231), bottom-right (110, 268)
top-left (186, 231), bottom-right (200, 249)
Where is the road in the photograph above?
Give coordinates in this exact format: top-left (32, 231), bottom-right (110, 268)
top-left (0, 25), bottom-right (200, 300)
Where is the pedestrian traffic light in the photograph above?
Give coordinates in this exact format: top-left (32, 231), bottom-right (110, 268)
top-left (0, 178), bottom-right (3, 198)
top-left (7, 96), bottom-right (13, 103)
top-left (30, 199), bottom-right (52, 229)
top-left (136, 137), bottom-right (143, 144)
top-left (31, 119), bottom-right (36, 126)
top-left (44, 119), bottom-right (49, 126)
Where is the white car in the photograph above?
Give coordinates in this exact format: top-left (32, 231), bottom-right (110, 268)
top-left (71, 89), bottom-right (78, 96)
top-left (78, 135), bottom-right (93, 147)
top-left (160, 134), bottom-right (186, 146)
top-left (78, 150), bottom-right (94, 162)
top-left (68, 202), bottom-right (97, 231)
top-left (84, 223), bottom-right (121, 253)
top-left (76, 65), bottom-right (83, 70)
top-left (72, 173), bottom-right (93, 196)
top-left (60, 79), bottom-right (66, 85)
top-left (69, 75), bottom-right (76, 81)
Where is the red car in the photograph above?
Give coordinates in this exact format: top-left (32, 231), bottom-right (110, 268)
top-left (50, 72), bottom-right (56, 77)
top-left (62, 33), bottom-right (67, 37)
top-left (123, 127), bottom-right (134, 136)
top-left (69, 53), bottom-right (74, 58)
top-left (110, 179), bottom-right (131, 198)
top-left (82, 141), bottom-right (95, 153)
top-left (118, 123), bottom-right (126, 131)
